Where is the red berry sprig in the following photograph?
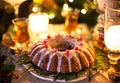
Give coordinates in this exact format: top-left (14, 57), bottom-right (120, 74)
top-left (14, 74), bottom-right (19, 79)
top-left (7, 72), bottom-right (19, 79)
top-left (7, 72), bottom-right (13, 78)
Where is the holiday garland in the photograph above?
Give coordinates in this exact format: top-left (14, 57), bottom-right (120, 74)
top-left (0, 44), bottom-right (19, 83)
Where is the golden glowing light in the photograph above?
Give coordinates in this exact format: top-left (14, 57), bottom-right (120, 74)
top-left (63, 3), bottom-right (69, 11)
top-left (105, 25), bottom-right (120, 51)
top-left (69, 0), bottom-right (74, 3)
top-left (39, 33), bottom-right (48, 40)
top-left (29, 12), bottom-right (49, 33)
top-left (81, 9), bottom-right (87, 14)
top-left (61, 3), bottom-right (71, 17)
top-left (77, 29), bottom-right (82, 34)
top-left (4, 0), bottom-right (26, 6)
top-left (32, 6), bottom-right (38, 12)
top-left (33, 0), bottom-right (43, 4)
top-left (49, 13), bottom-right (55, 19)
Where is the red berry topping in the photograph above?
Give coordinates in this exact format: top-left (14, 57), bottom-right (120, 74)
top-left (75, 47), bottom-right (79, 50)
top-left (65, 50), bottom-right (70, 55)
top-left (53, 48), bottom-right (58, 52)
top-left (56, 34), bottom-right (61, 38)
top-left (79, 37), bottom-right (83, 41)
top-left (80, 42), bottom-right (83, 46)
top-left (67, 34), bottom-right (72, 38)
top-left (43, 40), bottom-right (47, 44)
top-left (47, 35), bottom-right (51, 39)
top-left (44, 44), bottom-right (48, 49)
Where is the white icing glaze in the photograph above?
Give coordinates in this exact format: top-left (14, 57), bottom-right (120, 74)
top-left (32, 48), bottom-right (45, 62)
top-left (37, 50), bottom-right (50, 67)
top-left (30, 45), bottom-right (44, 56)
top-left (68, 54), bottom-right (73, 72)
top-left (57, 54), bottom-right (63, 73)
top-left (46, 53), bottom-right (56, 71)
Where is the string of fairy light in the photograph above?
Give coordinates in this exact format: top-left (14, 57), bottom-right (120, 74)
top-left (32, 0), bottom-right (96, 19)
top-left (62, 0), bottom-right (96, 15)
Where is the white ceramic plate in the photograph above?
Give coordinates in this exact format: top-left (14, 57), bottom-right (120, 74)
top-left (23, 64), bottom-right (89, 83)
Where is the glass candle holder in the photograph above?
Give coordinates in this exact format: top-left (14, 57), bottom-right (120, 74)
top-left (12, 17), bottom-right (30, 49)
top-left (104, 4), bottom-right (120, 75)
top-left (4, 0), bottom-right (26, 17)
top-left (64, 9), bottom-right (79, 34)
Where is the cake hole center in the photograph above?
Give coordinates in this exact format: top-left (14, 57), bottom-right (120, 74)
top-left (52, 41), bottom-right (75, 51)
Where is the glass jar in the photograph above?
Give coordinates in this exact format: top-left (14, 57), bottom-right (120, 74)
top-left (64, 9), bottom-right (79, 34)
top-left (96, 0), bottom-right (120, 13)
top-left (93, 14), bottom-right (107, 51)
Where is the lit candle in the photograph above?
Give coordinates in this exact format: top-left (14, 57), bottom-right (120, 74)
top-left (29, 12), bottom-right (49, 33)
top-left (105, 25), bottom-right (120, 51)
top-left (28, 12), bottom-right (49, 42)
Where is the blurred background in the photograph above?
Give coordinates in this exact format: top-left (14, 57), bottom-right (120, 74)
top-left (0, 0), bottom-right (99, 41)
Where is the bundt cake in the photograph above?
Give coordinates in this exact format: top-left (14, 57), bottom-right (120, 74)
top-left (30, 35), bottom-right (96, 74)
